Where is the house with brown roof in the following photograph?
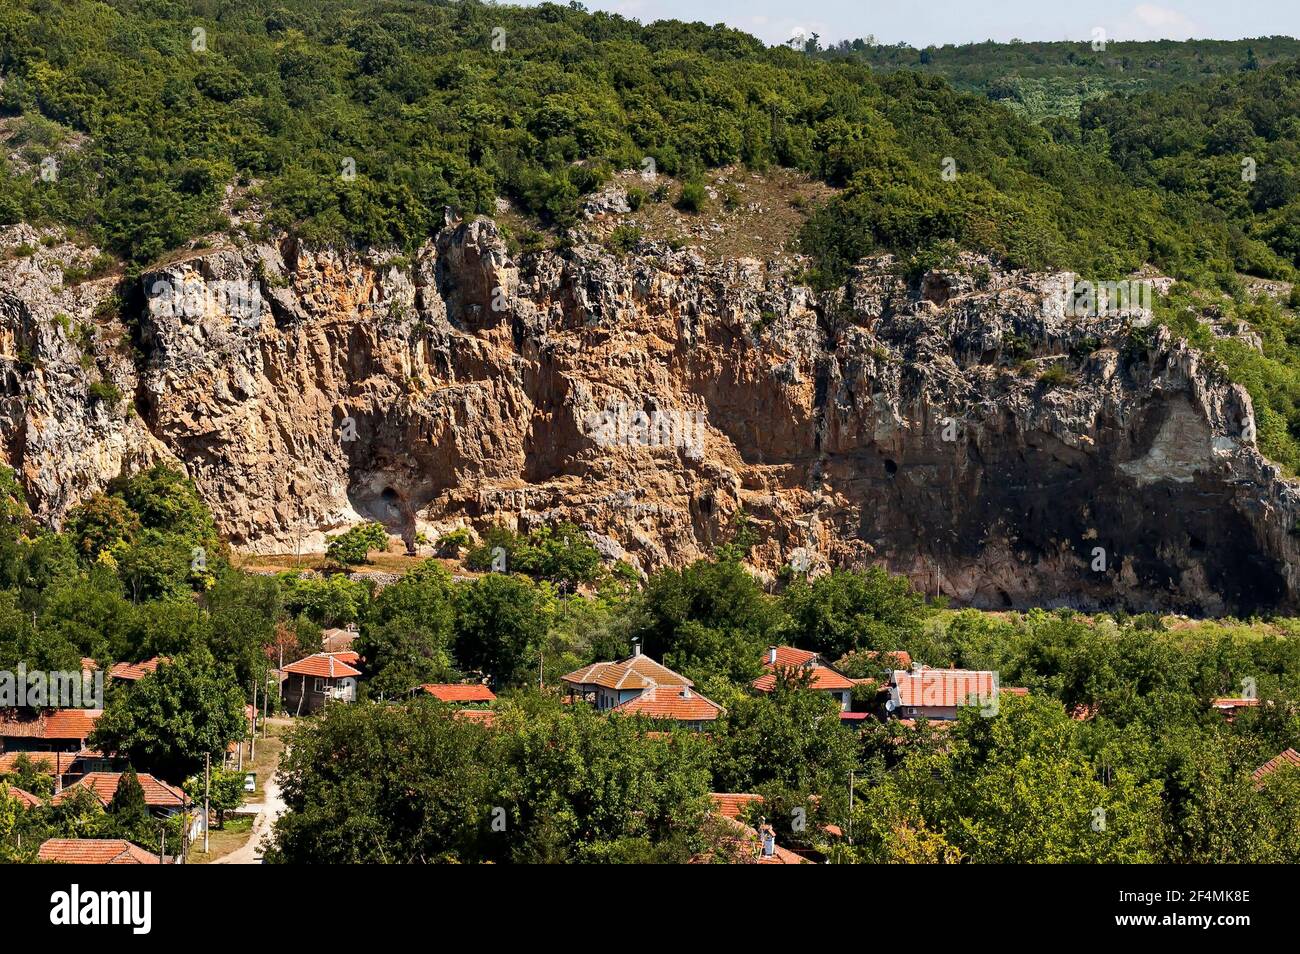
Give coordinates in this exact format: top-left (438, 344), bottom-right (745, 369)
top-left (0, 707), bottom-right (102, 755)
top-left (108, 656), bottom-right (165, 682)
top-left (692, 813), bottom-right (811, 865)
top-left (1252, 748), bottom-right (1300, 787)
top-left (38, 838), bottom-right (161, 864)
top-left (562, 643), bottom-right (722, 729)
top-left (282, 652), bottom-right (360, 715)
top-left (754, 646), bottom-right (855, 710)
top-left (52, 771), bottom-right (186, 813)
top-left (886, 666), bottom-right (1027, 721)
top-left (417, 683), bottom-right (497, 704)
top-left (6, 784), bottom-right (42, 807)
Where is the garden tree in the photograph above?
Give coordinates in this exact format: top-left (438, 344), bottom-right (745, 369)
top-left (1253, 765), bottom-right (1300, 862)
top-left (781, 567), bottom-right (932, 659)
top-left (90, 648), bottom-right (247, 783)
top-left (487, 702), bottom-right (714, 864)
top-left (49, 785), bottom-right (109, 841)
top-left (116, 597), bottom-right (212, 663)
top-left (104, 766), bottom-right (153, 846)
top-left (0, 526), bottom-right (79, 612)
top-left (267, 618), bottom-right (322, 685)
top-left (114, 530), bottom-right (199, 602)
top-left (453, 573), bottom-right (549, 688)
top-left (325, 522), bottom-right (389, 566)
top-left (63, 493), bottom-right (140, 561)
top-left (357, 560), bottom-right (457, 695)
top-left (111, 465), bottom-right (219, 548)
top-left (38, 565), bottom-right (134, 663)
top-left (278, 571), bottom-right (371, 627)
top-left (268, 700), bottom-right (495, 863)
top-left (853, 695), bottom-right (1163, 863)
top-left (185, 766), bottom-right (247, 830)
top-left (0, 591), bottom-right (82, 677)
top-left (2, 753), bottom-right (55, 798)
top-left (204, 569), bottom-right (281, 687)
top-left (465, 523), bottom-right (604, 589)
top-left (629, 555), bottom-right (781, 692)
top-left (712, 671), bottom-right (858, 818)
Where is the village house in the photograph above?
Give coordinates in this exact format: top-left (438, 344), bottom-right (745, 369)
top-left (753, 646), bottom-right (856, 710)
top-left (886, 666), bottom-right (1027, 721)
top-left (108, 657), bottom-right (166, 682)
top-left (51, 770), bottom-right (203, 842)
top-left (416, 683), bottom-right (497, 704)
top-left (0, 708), bottom-right (102, 756)
top-left (38, 838), bottom-right (162, 864)
top-left (562, 644), bottom-right (722, 729)
top-left (282, 651), bottom-right (360, 715)
top-left (1252, 748), bottom-right (1300, 787)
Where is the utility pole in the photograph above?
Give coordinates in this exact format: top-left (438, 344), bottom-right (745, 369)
top-left (203, 752), bottom-right (211, 854)
top-left (848, 770), bottom-right (854, 846)
top-left (250, 677), bottom-right (257, 762)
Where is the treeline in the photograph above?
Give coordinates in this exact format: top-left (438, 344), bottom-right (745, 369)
top-left (823, 37), bottom-right (1300, 120)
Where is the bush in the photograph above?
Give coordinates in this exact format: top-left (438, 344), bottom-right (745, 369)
top-left (676, 181), bottom-right (707, 213)
top-left (325, 522), bottom-right (389, 566)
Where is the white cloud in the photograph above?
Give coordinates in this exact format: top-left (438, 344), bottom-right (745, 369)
top-left (1112, 3), bottom-right (1203, 40)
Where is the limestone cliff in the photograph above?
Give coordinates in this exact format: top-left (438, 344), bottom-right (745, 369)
top-left (2, 218), bottom-right (1298, 615)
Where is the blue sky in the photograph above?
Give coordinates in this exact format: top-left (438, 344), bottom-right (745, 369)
top-left (528, 1), bottom-right (1300, 47)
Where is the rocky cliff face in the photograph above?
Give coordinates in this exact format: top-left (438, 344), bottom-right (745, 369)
top-left (2, 218), bottom-right (1298, 615)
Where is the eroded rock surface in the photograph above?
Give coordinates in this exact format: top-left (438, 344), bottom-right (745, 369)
top-left (2, 219), bottom-right (1298, 614)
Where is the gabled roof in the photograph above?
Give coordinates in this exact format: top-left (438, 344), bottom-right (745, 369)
top-left (612, 685), bottom-right (722, 721)
top-left (562, 654), bottom-right (692, 691)
top-left (321, 628), bottom-right (358, 653)
top-left (6, 784), bottom-right (42, 807)
top-left (38, 838), bottom-right (160, 864)
top-left (0, 708), bottom-right (102, 740)
top-left (282, 652), bottom-right (362, 678)
top-left (892, 669), bottom-right (1020, 708)
top-left (108, 657), bottom-right (164, 681)
top-left (52, 772), bottom-right (185, 809)
top-left (755, 646), bottom-right (855, 692)
top-left (1252, 748), bottom-right (1300, 785)
top-left (1212, 697), bottom-right (1260, 709)
top-left (0, 751), bottom-right (60, 774)
top-left (692, 814), bottom-right (810, 865)
top-left (710, 792), bottom-right (764, 820)
top-left (419, 683), bottom-right (497, 703)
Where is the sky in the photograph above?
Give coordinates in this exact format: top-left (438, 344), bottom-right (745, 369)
top-left (526, 1), bottom-right (1300, 48)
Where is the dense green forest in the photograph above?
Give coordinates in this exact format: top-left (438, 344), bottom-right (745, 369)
top-left (824, 37), bottom-right (1300, 120)
top-left (0, 0), bottom-right (1293, 286)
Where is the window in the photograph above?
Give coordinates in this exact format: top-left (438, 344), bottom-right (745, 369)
top-left (313, 678), bottom-right (326, 693)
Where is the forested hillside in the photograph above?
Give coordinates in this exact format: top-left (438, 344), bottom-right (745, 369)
top-left (0, 0), bottom-right (1292, 287)
top-left (827, 36), bottom-right (1300, 120)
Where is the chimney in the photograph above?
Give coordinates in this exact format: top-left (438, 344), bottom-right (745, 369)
top-left (631, 639), bottom-right (641, 657)
top-left (759, 821), bottom-right (775, 858)
top-left (768, 646), bottom-right (778, 665)
top-left (682, 687), bottom-right (691, 699)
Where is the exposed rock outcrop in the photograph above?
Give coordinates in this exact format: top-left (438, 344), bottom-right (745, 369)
top-left (2, 219), bottom-right (1298, 614)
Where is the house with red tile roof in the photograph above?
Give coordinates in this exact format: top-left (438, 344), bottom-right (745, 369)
top-left (563, 644), bottom-right (721, 728)
top-left (417, 683), bottom-right (497, 704)
top-left (6, 784), bottom-right (42, 807)
top-left (611, 684), bottom-right (722, 729)
top-left (1252, 748), bottom-right (1300, 787)
top-left (692, 813), bottom-right (811, 865)
top-left (754, 646), bottom-right (855, 710)
top-left (886, 667), bottom-right (1026, 721)
top-left (282, 652), bottom-right (361, 715)
top-left (454, 709), bottom-right (498, 727)
top-left (38, 838), bottom-right (161, 864)
top-left (0, 707), bottom-right (102, 755)
top-left (108, 656), bottom-right (166, 682)
top-left (52, 771), bottom-right (185, 811)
